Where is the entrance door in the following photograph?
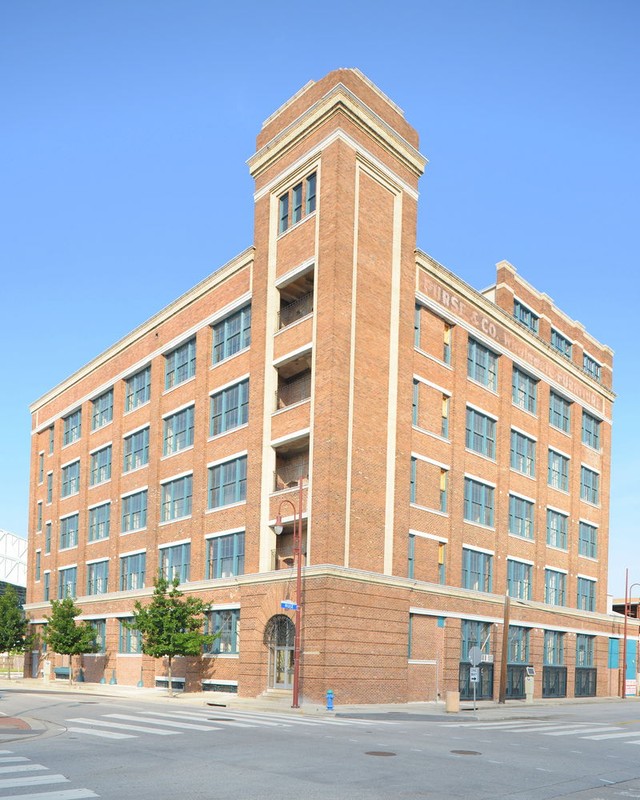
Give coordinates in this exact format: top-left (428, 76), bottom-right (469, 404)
top-left (264, 614), bottom-right (295, 690)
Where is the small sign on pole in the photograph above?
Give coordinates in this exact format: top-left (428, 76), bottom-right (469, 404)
top-left (281, 600), bottom-right (298, 610)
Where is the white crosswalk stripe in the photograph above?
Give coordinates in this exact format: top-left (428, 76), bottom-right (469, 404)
top-left (585, 730), bottom-right (640, 740)
top-left (0, 752), bottom-right (98, 798)
top-left (0, 758), bottom-right (29, 764)
top-left (0, 790), bottom-right (98, 800)
top-left (66, 717), bottom-right (178, 736)
top-left (67, 727), bottom-right (135, 740)
top-left (442, 718), bottom-right (640, 741)
top-left (104, 714), bottom-right (221, 732)
top-left (0, 765), bottom-right (48, 775)
top-left (139, 711), bottom-right (257, 728)
top-left (544, 726), bottom-right (621, 736)
top-left (0, 775), bottom-right (70, 791)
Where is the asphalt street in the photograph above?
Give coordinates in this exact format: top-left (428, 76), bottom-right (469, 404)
top-left (2, 689), bottom-right (640, 799)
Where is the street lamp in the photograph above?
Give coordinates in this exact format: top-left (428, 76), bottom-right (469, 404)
top-left (621, 569), bottom-right (640, 699)
top-left (274, 477), bottom-right (304, 709)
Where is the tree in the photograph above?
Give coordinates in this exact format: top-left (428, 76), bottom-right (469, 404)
top-left (0, 585), bottom-right (32, 679)
top-left (44, 597), bottom-right (99, 684)
top-left (129, 574), bottom-right (214, 696)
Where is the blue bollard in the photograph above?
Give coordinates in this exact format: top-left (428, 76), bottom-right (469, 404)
top-left (326, 689), bottom-right (334, 711)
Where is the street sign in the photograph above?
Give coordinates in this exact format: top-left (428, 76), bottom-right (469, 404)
top-left (469, 667), bottom-right (480, 683)
top-left (468, 646), bottom-right (482, 666)
top-left (281, 600), bottom-right (298, 610)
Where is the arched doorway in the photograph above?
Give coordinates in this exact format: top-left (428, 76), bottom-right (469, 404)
top-left (264, 614), bottom-right (295, 690)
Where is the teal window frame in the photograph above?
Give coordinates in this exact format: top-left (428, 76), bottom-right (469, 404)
top-left (44, 572), bottom-right (50, 601)
top-left (92, 389), bottom-right (113, 430)
top-left (61, 460), bottom-right (80, 497)
top-left (118, 620), bottom-right (142, 653)
top-left (513, 300), bottom-right (539, 333)
top-left (45, 522), bottom-right (51, 554)
top-left (546, 509), bottom-right (568, 549)
top-left (508, 495), bottom-right (534, 539)
top-left (161, 475), bottom-right (193, 522)
top-left (120, 552), bottom-right (146, 591)
top-left (35, 550), bottom-right (41, 581)
top-left (544, 569), bottom-right (566, 606)
top-left (278, 192), bottom-right (289, 233)
top-left (463, 477), bottom-right (494, 527)
top-left (121, 490), bottom-right (147, 533)
top-left (467, 338), bottom-right (498, 391)
top-left (38, 453), bottom-right (44, 483)
top-left (306, 172), bottom-right (317, 214)
top-left (507, 559), bottom-right (532, 600)
top-left (48, 425), bottom-right (55, 454)
top-left (125, 366), bottom-right (151, 412)
top-left (164, 406), bottom-right (195, 455)
top-left (551, 329), bottom-right (572, 359)
top-left (578, 521), bottom-right (597, 559)
top-left (407, 534), bottom-right (415, 579)
top-left (205, 609), bottom-right (240, 655)
top-left (581, 412), bottom-right (601, 450)
top-left (544, 630), bottom-right (565, 665)
top-left (46, 472), bottom-right (53, 503)
top-left (292, 182), bottom-right (303, 224)
top-left (59, 513), bottom-right (79, 550)
top-left (86, 560), bottom-right (109, 595)
top-left (409, 457), bottom-right (417, 504)
top-left (37, 501), bottom-right (42, 532)
top-left (510, 430), bottom-right (536, 476)
top-left (88, 503), bottom-right (110, 542)
top-left (461, 619), bottom-right (491, 660)
top-left (90, 619), bottom-right (107, 653)
top-left (62, 409), bottom-right (82, 446)
top-left (548, 449), bottom-right (569, 491)
top-left (159, 542), bottom-right (190, 583)
top-left (208, 456), bottom-right (247, 509)
top-left (583, 353), bottom-right (601, 381)
top-left (580, 466), bottom-right (600, 504)
top-left (58, 566), bottom-right (77, 599)
top-left (577, 577), bottom-right (596, 612)
top-left (206, 532), bottom-right (245, 579)
top-left (508, 625), bottom-right (530, 664)
top-left (576, 634), bottom-right (594, 667)
top-left (90, 445), bottom-right (112, 486)
top-left (465, 407), bottom-right (496, 458)
top-left (123, 428), bottom-right (150, 472)
top-left (549, 392), bottom-right (571, 432)
top-left (462, 547), bottom-right (492, 593)
top-left (165, 338), bottom-right (196, 390)
top-left (210, 381), bottom-right (249, 437)
top-left (212, 306), bottom-right (251, 364)
top-left (512, 367), bottom-right (537, 414)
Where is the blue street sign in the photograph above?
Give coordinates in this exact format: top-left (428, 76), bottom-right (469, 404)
top-left (281, 600), bottom-right (298, 610)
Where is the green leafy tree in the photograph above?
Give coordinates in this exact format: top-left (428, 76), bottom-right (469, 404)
top-left (44, 597), bottom-right (99, 684)
top-left (129, 574), bottom-right (214, 696)
top-left (0, 585), bottom-right (32, 679)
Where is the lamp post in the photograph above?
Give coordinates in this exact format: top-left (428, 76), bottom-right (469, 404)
top-left (274, 477), bottom-right (304, 709)
top-left (621, 570), bottom-right (640, 699)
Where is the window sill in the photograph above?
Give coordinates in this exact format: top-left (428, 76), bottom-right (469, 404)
top-left (163, 374), bottom-right (196, 395)
top-left (208, 424), bottom-right (248, 442)
top-left (276, 209), bottom-right (316, 239)
top-left (161, 446), bottom-right (194, 460)
top-left (123, 463), bottom-right (149, 475)
top-left (410, 503), bottom-right (448, 518)
top-left (159, 515), bottom-right (192, 527)
top-left (124, 400), bottom-right (151, 416)
top-left (120, 528), bottom-right (147, 536)
top-left (203, 653), bottom-right (239, 659)
top-left (211, 346), bottom-right (250, 370)
top-left (91, 421), bottom-right (113, 434)
top-left (206, 501), bottom-right (247, 514)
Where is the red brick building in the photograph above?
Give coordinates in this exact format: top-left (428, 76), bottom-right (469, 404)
top-left (26, 69), bottom-right (631, 703)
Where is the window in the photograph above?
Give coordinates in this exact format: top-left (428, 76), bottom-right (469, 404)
top-left (92, 389), bottom-right (113, 430)
top-left (45, 522), bottom-right (51, 554)
top-left (206, 531), bottom-right (245, 579)
top-left (464, 477), bottom-right (494, 527)
top-left (86, 560), bottom-right (109, 595)
top-left (579, 521), bottom-right (597, 559)
top-left (549, 392), bottom-right (571, 432)
top-left (165, 338), bottom-right (196, 389)
top-left (551, 329), bottom-right (572, 359)
top-left (407, 534), bottom-right (415, 579)
top-left (512, 367), bottom-right (537, 414)
top-left (210, 380), bottom-right (249, 437)
top-left (462, 548), bottom-right (492, 592)
top-left (577, 577), bottom-right (596, 611)
top-left (90, 445), bottom-right (112, 486)
top-left (120, 552), bottom-right (146, 591)
top-left (164, 406), bottom-right (195, 455)
top-left (89, 503), bottom-right (110, 542)
top-left (123, 428), bottom-right (150, 472)
top-left (159, 542), bottom-right (190, 583)
top-left (208, 456), bottom-right (247, 509)
top-left (63, 409), bottom-right (82, 446)
top-left (508, 626), bottom-right (530, 664)
top-left (509, 495), bottom-right (534, 539)
top-left (507, 560), bottom-right (532, 600)
top-left (205, 609), bottom-right (240, 655)
top-left (61, 460), bottom-right (80, 497)
top-left (48, 425), bottom-right (55, 454)
top-left (161, 475), bottom-right (192, 522)
top-left (580, 466), bottom-right (600, 504)
top-left (125, 366), bottom-right (151, 412)
top-left (443, 323), bottom-right (451, 365)
top-left (547, 508), bottom-right (568, 549)
top-left (513, 300), bottom-right (539, 334)
top-left (58, 566), bottom-right (77, 599)
top-left (510, 430), bottom-right (536, 476)
top-left (90, 620), bottom-right (107, 653)
top-left (467, 338), bottom-right (498, 391)
top-left (544, 630), bottom-right (564, 665)
top-left (38, 453), bottom-right (44, 483)
top-left (439, 469), bottom-right (448, 513)
top-left (460, 620), bottom-right (491, 661)
top-left (46, 472), bottom-right (53, 503)
top-left (44, 572), bottom-right (51, 601)
top-left (59, 514), bottom-right (79, 550)
top-left (548, 449), bottom-right (569, 492)
top-left (544, 569), bottom-right (566, 606)
top-left (278, 171), bottom-right (317, 233)
top-left (582, 412), bottom-right (601, 450)
top-left (118, 620), bottom-right (142, 653)
top-left (122, 490), bottom-right (148, 533)
top-left (576, 634), bottom-right (594, 667)
top-left (35, 550), bottom-right (41, 581)
top-left (465, 408), bottom-right (496, 458)
top-left (583, 353), bottom-right (601, 381)
top-left (212, 306), bottom-right (251, 364)
top-left (36, 501), bottom-right (43, 532)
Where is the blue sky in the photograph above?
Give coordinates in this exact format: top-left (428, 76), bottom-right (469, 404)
top-left (1, 1), bottom-right (638, 596)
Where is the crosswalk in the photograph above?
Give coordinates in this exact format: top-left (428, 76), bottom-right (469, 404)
top-left (443, 719), bottom-right (640, 744)
top-left (63, 708), bottom-right (396, 742)
top-left (0, 749), bottom-right (97, 800)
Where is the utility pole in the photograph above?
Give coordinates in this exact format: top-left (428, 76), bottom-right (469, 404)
top-left (498, 594), bottom-right (510, 704)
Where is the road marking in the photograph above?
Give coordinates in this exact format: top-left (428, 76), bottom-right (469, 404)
top-left (0, 775), bottom-right (68, 790)
top-left (66, 717), bottom-right (178, 736)
top-left (105, 714), bottom-right (221, 732)
top-left (0, 751), bottom-right (13, 754)
top-left (584, 731), bottom-right (640, 740)
top-left (67, 727), bottom-right (135, 740)
top-left (0, 757), bottom-right (30, 763)
top-left (139, 711), bottom-right (256, 728)
top-left (0, 765), bottom-right (48, 775)
top-left (0, 790), bottom-right (99, 800)
top-left (624, 740), bottom-right (640, 746)
top-left (545, 726), bottom-right (620, 736)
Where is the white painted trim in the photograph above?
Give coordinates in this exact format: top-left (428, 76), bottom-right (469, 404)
top-left (412, 374), bottom-right (451, 396)
top-left (208, 373), bottom-right (250, 397)
top-left (462, 544), bottom-right (495, 556)
top-left (409, 529), bottom-right (448, 544)
top-left (159, 469), bottom-right (193, 485)
top-left (206, 450), bottom-right (248, 469)
top-left (411, 452), bottom-right (450, 471)
top-left (205, 527), bottom-right (244, 540)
